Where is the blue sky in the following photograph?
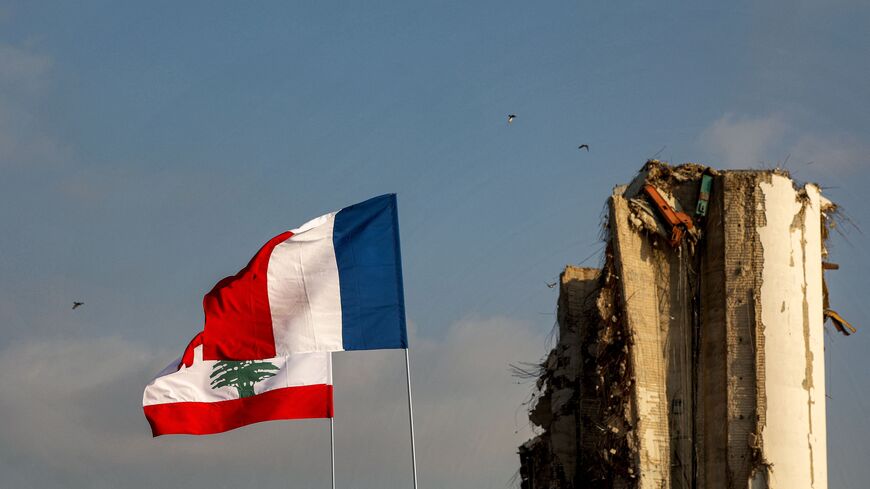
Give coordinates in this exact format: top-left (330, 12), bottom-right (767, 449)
top-left (1, 1), bottom-right (868, 488)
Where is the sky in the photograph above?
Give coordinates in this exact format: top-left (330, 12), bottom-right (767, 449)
top-left (1, 1), bottom-right (869, 488)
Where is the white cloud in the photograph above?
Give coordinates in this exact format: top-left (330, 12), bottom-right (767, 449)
top-left (698, 112), bottom-right (868, 175)
top-left (0, 338), bottom-right (163, 469)
top-left (788, 132), bottom-right (869, 172)
top-left (410, 317), bottom-right (547, 484)
top-left (698, 113), bottom-right (787, 168)
top-left (0, 316), bottom-right (549, 488)
top-left (0, 43), bottom-right (69, 170)
top-left (0, 44), bottom-right (52, 95)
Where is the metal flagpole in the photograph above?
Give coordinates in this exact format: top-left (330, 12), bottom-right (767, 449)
top-left (330, 417), bottom-right (336, 489)
top-left (329, 352), bottom-right (336, 489)
top-left (404, 348), bottom-right (419, 489)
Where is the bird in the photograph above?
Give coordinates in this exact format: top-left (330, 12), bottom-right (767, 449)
top-left (507, 114), bottom-right (517, 124)
top-left (578, 144), bottom-right (590, 151)
top-left (72, 301), bottom-right (84, 310)
top-left (546, 281), bottom-right (558, 288)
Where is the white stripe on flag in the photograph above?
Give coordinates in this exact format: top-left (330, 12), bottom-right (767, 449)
top-left (143, 346), bottom-right (331, 406)
top-left (268, 212), bottom-right (344, 355)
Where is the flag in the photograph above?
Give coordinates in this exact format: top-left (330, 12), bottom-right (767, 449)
top-left (143, 333), bottom-right (333, 436)
top-left (202, 193), bottom-right (407, 361)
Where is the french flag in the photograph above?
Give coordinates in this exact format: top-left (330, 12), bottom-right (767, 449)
top-left (202, 194), bottom-right (408, 361)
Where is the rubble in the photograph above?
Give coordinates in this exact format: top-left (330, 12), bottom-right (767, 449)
top-left (518, 161), bottom-right (846, 489)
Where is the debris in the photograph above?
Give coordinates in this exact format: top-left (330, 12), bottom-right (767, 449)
top-left (695, 172), bottom-right (713, 217)
top-left (519, 161), bottom-right (843, 488)
top-left (824, 308), bottom-right (857, 336)
top-left (642, 183), bottom-right (695, 247)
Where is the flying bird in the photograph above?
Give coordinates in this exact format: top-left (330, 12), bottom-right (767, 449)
top-left (578, 144), bottom-right (590, 151)
top-left (507, 114), bottom-right (517, 124)
top-left (72, 301), bottom-right (84, 310)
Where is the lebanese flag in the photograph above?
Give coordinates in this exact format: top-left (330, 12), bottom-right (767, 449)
top-left (143, 333), bottom-right (333, 436)
top-left (202, 194), bottom-right (407, 361)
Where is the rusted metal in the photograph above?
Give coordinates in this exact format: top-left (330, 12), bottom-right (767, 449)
top-left (642, 183), bottom-right (694, 247)
top-left (824, 309), bottom-right (857, 336)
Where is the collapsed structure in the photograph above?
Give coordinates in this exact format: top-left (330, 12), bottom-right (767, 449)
top-left (518, 161), bottom-right (851, 489)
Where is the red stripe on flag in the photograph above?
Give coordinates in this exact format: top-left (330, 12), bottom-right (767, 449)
top-left (202, 231), bottom-right (293, 360)
top-left (178, 332), bottom-right (203, 369)
top-left (144, 384), bottom-right (334, 436)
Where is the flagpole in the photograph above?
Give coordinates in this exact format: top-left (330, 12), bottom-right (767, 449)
top-left (330, 417), bottom-right (336, 489)
top-left (404, 348), bottom-right (418, 489)
top-left (329, 351), bottom-right (336, 489)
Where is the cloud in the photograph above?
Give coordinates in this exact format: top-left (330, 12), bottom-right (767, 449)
top-left (0, 338), bottom-right (163, 470)
top-left (697, 112), bottom-right (868, 175)
top-left (408, 317), bottom-right (547, 485)
top-left (788, 132), bottom-right (869, 172)
top-left (0, 43), bottom-right (69, 170)
top-left (0, 44), bottom-right (52, 94)
top-left (698, 113), bottom-right (787, 168)
top-left (0, 317), bottom-right (549, 488)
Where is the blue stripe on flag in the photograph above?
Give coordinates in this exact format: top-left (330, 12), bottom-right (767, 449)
top-left (333, 194), bottom-right (408, 350)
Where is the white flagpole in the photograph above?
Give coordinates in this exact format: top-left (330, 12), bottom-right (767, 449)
top-left (404, 348), bottom-right (419, 489)
top-left (329, 352), bottom-right (336, 489)
top-left (330, 417), bottom-right (336, 489)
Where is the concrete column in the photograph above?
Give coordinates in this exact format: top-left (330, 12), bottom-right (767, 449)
top-left (754, 176), bottom-right (827, 489)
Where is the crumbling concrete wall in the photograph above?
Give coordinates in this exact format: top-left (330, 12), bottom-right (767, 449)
top-left (718, 172), bottom-right (767, 486)
top-left (610, 190), bottom-right (672, 489)
top-left (520, 267), bottom-right (602, 489)
top-left (519, 161), bottom-right (832, 489)
top-left (700, 171), bottom-right (829, 488)
top-left (519, 263), bottom-right (642, 489)
top-left (697, 171), bottom-right (729, 486)
top-left (754, 176), bottom-right (828, 488)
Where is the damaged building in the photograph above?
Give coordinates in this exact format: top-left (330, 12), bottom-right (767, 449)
top-left (518, 161), bottom-right (852, 489)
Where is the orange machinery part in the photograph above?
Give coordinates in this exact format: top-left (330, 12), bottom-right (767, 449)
top-left (642, 184), bottom-right (695, 247)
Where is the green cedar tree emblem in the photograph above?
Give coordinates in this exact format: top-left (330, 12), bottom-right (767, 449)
top-left (209, 360), bottom-right (280, 398)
